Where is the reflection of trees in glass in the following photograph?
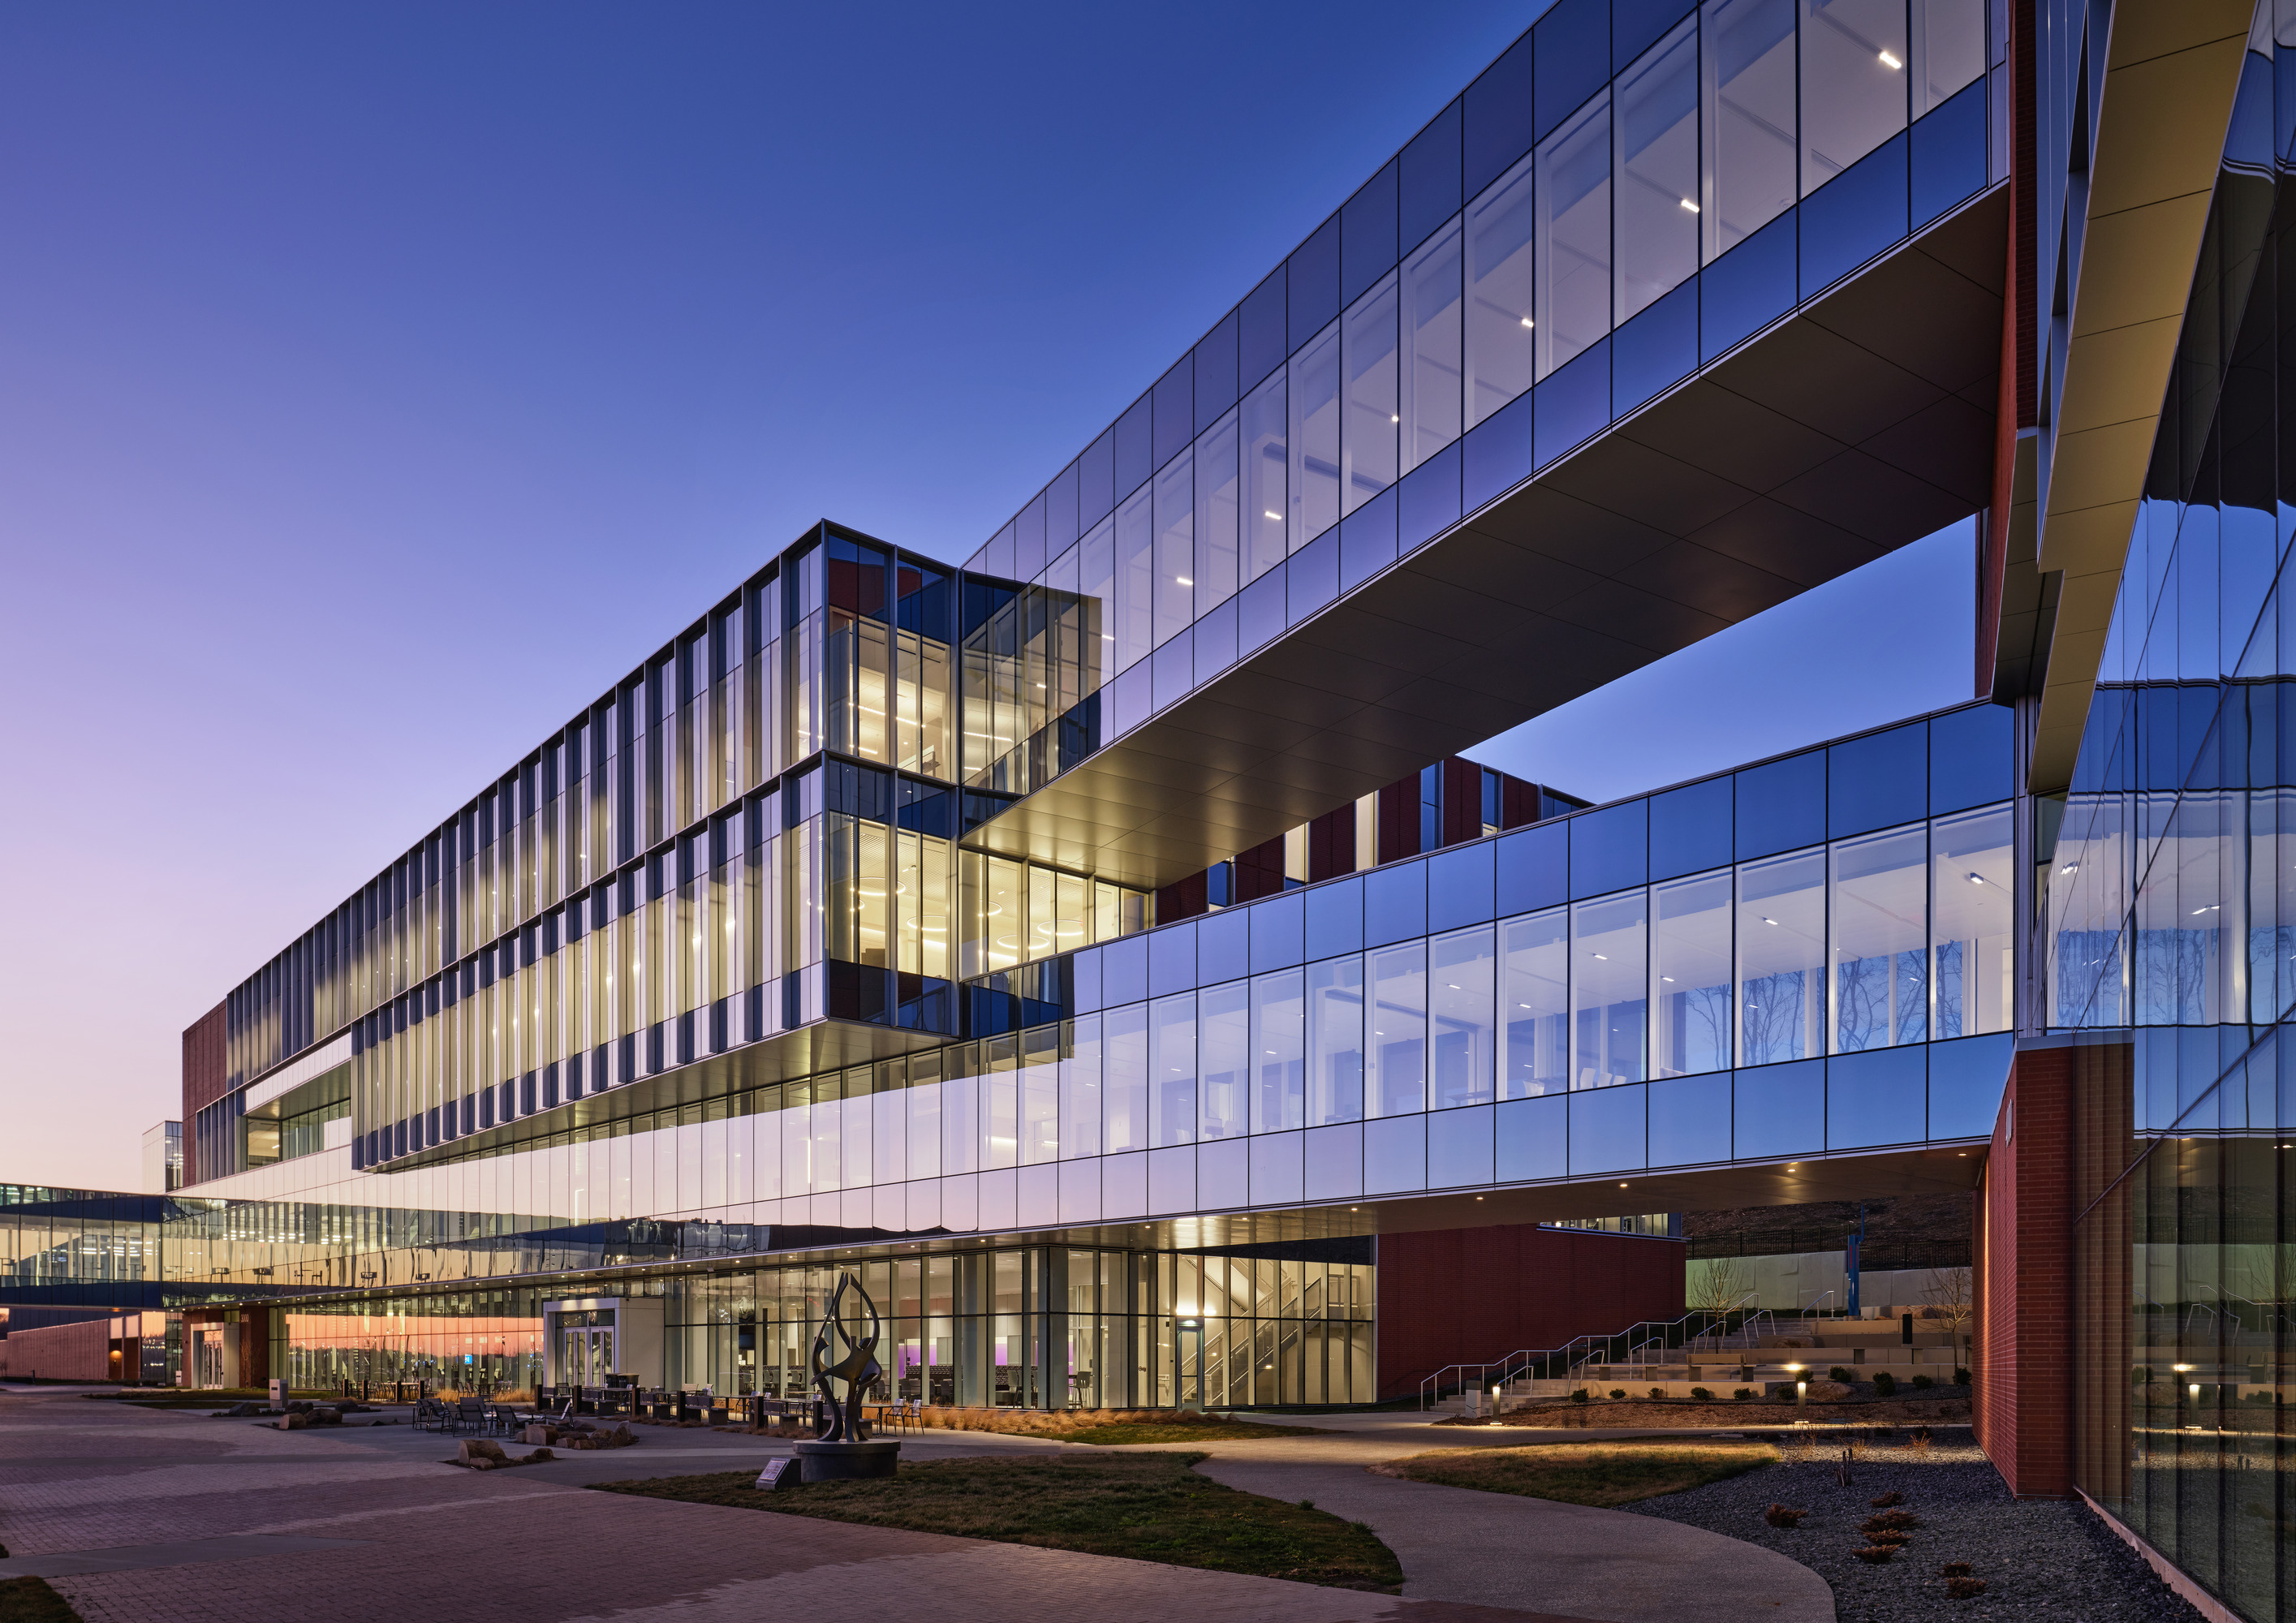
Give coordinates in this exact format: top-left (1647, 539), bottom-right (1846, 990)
top-left (1659, 979), bottom-right (1731, 1076)
top-left (2134, 928), bottom-right (2216, 1024)
top-left (2052, 928), bottom-right (2125, 1026)
top-left (1835, 949), bottom-right (1928, 1050)
top-left (1739, 968), bottom-right (1815, 1065)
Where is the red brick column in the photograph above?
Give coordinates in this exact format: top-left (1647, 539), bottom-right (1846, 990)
top-left (1975, 1044), bottom-right (2075, 1496)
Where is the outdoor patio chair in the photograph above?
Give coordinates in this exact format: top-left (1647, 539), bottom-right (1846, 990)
top-left (456, 1399), bottom-right (485, 1433)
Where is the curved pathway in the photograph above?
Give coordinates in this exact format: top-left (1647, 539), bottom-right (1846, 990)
top-left (1141, 1419), bottom-right (1836, 1623)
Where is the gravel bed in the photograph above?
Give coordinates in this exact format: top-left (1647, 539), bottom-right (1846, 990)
top-left (1626, 1435), bottom-right (2203, 1622)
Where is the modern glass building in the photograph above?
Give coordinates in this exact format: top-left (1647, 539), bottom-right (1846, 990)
top-left (153, 0), bottom-right (2296, 1617)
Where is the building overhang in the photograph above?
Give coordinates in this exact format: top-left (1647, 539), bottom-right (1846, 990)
top-left (969, 189), bottom-right (2009, 892)
top-left (2027, 0), bottom-right (2254, 792)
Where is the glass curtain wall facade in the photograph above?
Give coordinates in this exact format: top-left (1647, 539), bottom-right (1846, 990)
top-left (273, 1242), bottom-right (1376, 1409)
top-left (2040, 25), bottom-right (2296, 1621)
top-left (955, 0), bottom-right (2001, 756)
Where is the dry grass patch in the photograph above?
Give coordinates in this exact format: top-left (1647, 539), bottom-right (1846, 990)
top-left (1383, 1441), bottom-right (1778, 1507)
top-left (592, 1452), bottom-right (1401, 1591)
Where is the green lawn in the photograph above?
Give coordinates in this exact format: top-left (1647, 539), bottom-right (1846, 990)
top-left (1387, 1442), bottom-right (1778, 1507)
top-left (592, 1453), bottom-right (1401, 1591)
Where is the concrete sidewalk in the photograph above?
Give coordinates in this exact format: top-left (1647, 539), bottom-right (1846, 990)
top-left (0, 1387), bottom-right (1605, 1623)
top-left (1161, 1419), bottom-right (1837, 1623)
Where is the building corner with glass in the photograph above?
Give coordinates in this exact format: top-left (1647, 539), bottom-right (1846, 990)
top-left (14, 1), bottom-right (2266, 1618)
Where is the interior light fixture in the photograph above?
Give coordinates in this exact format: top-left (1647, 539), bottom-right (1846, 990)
top-left (1966, 872), bottom-right (1985, 885)
top-left (1389, 413), bottom-right (1400, 423)
top-left (1678, 198), bottom-right (1699, 213)
top-left (1176, 577), bottom-right (1192, 586)
top-left (1519, 316), bottom-right (1534, 328)
top-left (1878, 49), bottom-right (1902, 68)
top-left (1762, 916), bottom-right (1778, 926)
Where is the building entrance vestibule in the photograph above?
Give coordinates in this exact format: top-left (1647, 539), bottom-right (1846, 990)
top-left (557, 1314), bottom-right (615, 1386)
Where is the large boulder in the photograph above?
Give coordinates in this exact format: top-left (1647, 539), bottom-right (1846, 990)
top-left (1804, 1380), bottom-right (1854, 1401)
top-left (458, 1438), bottom-right (508, 1467)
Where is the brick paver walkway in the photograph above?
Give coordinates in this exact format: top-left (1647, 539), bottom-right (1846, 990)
top-left (0, 1388), bottom-right (1592, 1623)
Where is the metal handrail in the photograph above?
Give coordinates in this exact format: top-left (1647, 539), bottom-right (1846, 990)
top-left (1416, 1302), bottom-right (1772, 1410)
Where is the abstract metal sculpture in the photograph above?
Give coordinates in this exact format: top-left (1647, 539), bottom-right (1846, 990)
top-left (808, 1272), bottom-right (883, 1442)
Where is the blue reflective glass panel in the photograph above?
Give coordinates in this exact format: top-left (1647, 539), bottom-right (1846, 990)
top-left (1570, 799), bottom-right (1648, 898)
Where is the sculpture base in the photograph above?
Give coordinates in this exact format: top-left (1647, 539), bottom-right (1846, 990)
top-left (795, 1440), bottom-right (900, 1482)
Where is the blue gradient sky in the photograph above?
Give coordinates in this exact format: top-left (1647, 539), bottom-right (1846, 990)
top-left (0, 3), bottom-right (1974, 1190)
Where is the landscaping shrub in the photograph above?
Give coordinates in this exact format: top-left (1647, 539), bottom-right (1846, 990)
top-left (1609, 1388), bottom-right (1626, 1401)
top-left (1864, 1530), bottom-right (1910, 1548)
top-left (1569, 1388), bottom-right (1589, 1405)
top-left (1946, 1577), bottom-right (1988, 1598)
top-left (1852, 1544), bottom-right (1898, 1564)
top-left (1872, 1372), bottom-right (1898, 1397)
top-left (1762, 1504), bottom-right (1808, 1528)
top-left (1911, 1374), bottom-right (1935, 1390)
top-left (1939, 1563), bottom-right (1974, 1578)
top-left (1953, 1367), bottom-right (1971, 1386)
top-left (1829, 1367), bottom-right (1853, 1384)
top-left (1648, 1386), bottom-right (1666, 1401)
top-left (1862, 1510), bottom-right (1923, 1533)
top-left (1870, 1492), bottom-right (1903, 1508)
top-left (1733, 1388), bottom-right (1756, 1401)
top-left (1690, 1387), bottom-right (1714, 1401)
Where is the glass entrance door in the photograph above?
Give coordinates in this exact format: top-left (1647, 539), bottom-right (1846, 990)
top-left (587, 1328), bottom-right (614, 1383)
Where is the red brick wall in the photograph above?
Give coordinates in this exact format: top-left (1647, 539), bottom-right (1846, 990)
top-left (1376, 1224), bottom-right (1686, 1400)
top-left (181, 1001), bottom-right (228, 1185)
top-left (1976, 1044), bottom-right (2075, 1496)
top-left (0, 1318), bottom-right (112, 1382)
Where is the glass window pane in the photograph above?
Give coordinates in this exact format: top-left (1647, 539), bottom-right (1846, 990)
top-left (1911, 0), bottom-right (1984, 114)
top-left (1652, 870), bottom-right (1733, 1078)
top-left (984, 856), bottom-right (1023, 972)
top-left (1021, 1037), bottom-right (1059, 1165)
top-left (1288, 321), bottom-right (1341, 548)
top-left (1932, 806), bottom-right (2012, 1038)
top-left (1113, 484), bottom-right (1154, 674)
top-left (1430, 924), bottom-right (1496, 1108)
top-left (1401, 218), bottom-right (1462, 472)
top-left (1464, 153), bottom-right (1536, 428)
top-left (2247, 790), bottom-right (2296, 1026)
top-left (1241, 371), bottom-right (1287, 584)
top-left (1536, 89), bottom-right (1611, 380)
top-left (1193, 410), bottom-right (1240, 610)
top-left (1368, 941), bottom-right (1427, 1117)
top-left (1702, 0), bottom-right (1798, 260)
top-left (1079, 514), bottom-right (1114, 688)
top-left (1103, 1002), bottom-right (1146, 1154)
top-left (1200, 980), bottom-right (1248, 1139)
top-left (1307, 954), bottom-right (1365, 1125)
top-left (1830, 823), bottom-right (1928, 1053)
top-left (1801, 0), bottom-right (1908, 195)
top-left (1149, 992), bottom-right (1197, 1147)
top-left (1737, 849), bottom-right (1824, 1065)
top-left (1570, 890), bottom-right (1646, 1088)
top-left (1059, 1013), bottom-right (1101, 1159)
top-left (1615, 20), bottom-right (1699, 323)
top-left (1154, 450), bottom-right (1194, 646)
top-left (1341, 272), bottom-right (1398, 517)
top-left (1251, 967), bottom-right (1305, 1132)
top-left (1501, 907), bottom-right (1568, 1097)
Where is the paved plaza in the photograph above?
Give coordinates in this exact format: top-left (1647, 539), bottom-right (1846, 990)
top-left (0, 1387), bottom-right (1831, 1622)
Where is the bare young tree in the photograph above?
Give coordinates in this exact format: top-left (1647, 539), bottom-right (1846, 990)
top-left (1690, 1255), bottom-right (1751, 1318)
top-left (1923, 1265), bottom-right (1974, 1365)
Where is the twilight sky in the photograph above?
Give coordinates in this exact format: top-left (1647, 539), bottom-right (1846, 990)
top-left (0, 2), bottom-right (1973, 1191)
